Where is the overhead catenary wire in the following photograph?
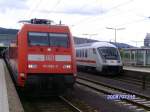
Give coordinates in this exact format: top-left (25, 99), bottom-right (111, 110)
top-left (27, 0), bottom-right (62, 22)
top-left (28, 0), bottom-right (42, 18)
top-left (48, 0), bottom-right (62, 14)
top-left (71, 0), bottom-right (150, 36)
top-left (71, 0), bottom-right (134, 28)
top-left (46, 0), bottom-right (62, 22)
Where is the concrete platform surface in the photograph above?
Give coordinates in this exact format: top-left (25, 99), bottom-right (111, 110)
top-left (124, 66), bottom-right (150, 73)
top-left (0, 60), bottom-right (9, 112)
top-left (0, 59), bottom-right (24, 112)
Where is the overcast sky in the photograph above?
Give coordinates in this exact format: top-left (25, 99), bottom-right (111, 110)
top-left (0, 0), bottom-right (150, 47)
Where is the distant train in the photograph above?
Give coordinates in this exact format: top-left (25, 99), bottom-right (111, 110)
top-left (76, 42), bottom-right (123, 74)
top-left (3, 19), bottom-right (77, 91)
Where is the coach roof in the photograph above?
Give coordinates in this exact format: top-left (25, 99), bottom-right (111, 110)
top-left (76, 42), bottom-right (117, 48)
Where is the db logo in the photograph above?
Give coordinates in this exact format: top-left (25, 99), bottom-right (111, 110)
top-left (45, 55), bottom-right (55, 61)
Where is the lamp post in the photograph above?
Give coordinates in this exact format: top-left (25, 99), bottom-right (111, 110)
top-left (106, 27), bottom-right (125, 45)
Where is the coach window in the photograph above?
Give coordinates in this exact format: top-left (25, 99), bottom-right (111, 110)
top-left (28, 32), bottom-right (49, 46)
top-left (49, 33), bottom-right (68, 48)
top-left (93, 48), bottom-right (96, 54)
top-left (76, 50), bottom-right (79, 57)
top-left (80, 50), bottom-right (81, 57)
top-left (81, 49), bottom-right (83, 57)
top-left (82, 49), bottom-right (84, 57)
top-left (83, 49), bottom-right (85, 57)
top-left (76, 50), bottom-right (77, 57)
top-left (83, 49), bottom-right (85, 58)
top-left (85, 49), bottom-right (87, 57)
top-left (80, 49), bottom-right (82, 57)
top-left (78, 50), bottom-right (80, 57)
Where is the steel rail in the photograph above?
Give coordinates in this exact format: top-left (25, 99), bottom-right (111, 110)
top-left (78, 76), bottom-right (150, 99)
top-left (59, 96), bottom-right (83, 112)
top-left (112, 78), bottom-right (150, 88)
top-left (77, 76), bottom-right (150, 111)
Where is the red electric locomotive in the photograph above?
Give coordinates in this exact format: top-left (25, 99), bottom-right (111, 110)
top-left (4, 19), bottom-right (77, 90)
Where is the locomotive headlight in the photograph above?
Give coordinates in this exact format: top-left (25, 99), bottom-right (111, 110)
top-left (28, 64), bottom-right (37, 68)
top-left (20, 73), bottom-right (25, 77)
top-left (63, 64), bottom-right (71, 69)
top-left (73, 73), bottom-right (77, 77)
top-left (117, 60), bottom-right (120, 63)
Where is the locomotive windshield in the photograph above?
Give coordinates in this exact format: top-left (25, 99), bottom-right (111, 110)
top-left (28, 32), bottom-right (49, 46)
top-left (28, 32), bottom-right (69, 48)
top-left (49, 33), bottom-right (68, 48)
top-left (98, 47), bottom-right (120, 60)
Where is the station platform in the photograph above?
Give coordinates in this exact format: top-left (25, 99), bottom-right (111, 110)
top-left (0, 59), bottom-right (24, 112)
top-left (123, 66), bottom-right (150, 73)
top-left (123, 66), bottom-right (150, 82)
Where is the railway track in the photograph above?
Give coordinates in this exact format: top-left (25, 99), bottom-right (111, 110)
top-left (21, 95), bottom-right (83, 112)
top-left (112, 77), bottom-right (150, 88)
top-left (77, 76), bottom-right (150, 111)
top-left (78, 71), bottom-right (150, 88)
top-left (59, 96), bottom-right (83, 112)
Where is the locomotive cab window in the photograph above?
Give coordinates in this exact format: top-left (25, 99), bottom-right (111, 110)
top-left (98, 47), bottom-right (120, 60)
top-left (49, 33), bottom-right (69, 48)
top-left (28, 32), bottom-right (49, 46)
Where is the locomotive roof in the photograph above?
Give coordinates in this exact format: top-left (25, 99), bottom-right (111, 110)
top-left (75, 42), bottom-right (117, 48)
top-left (18, 23), bottom-right (70, 33)
top-left (22, 23), bottom-right (68, 28)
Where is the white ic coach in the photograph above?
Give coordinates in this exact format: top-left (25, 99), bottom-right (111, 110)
top-left (75, 42), bottom-right (123, 74)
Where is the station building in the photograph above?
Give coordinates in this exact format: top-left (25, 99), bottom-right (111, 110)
top-left (144, 33), bottom-right (150, 47)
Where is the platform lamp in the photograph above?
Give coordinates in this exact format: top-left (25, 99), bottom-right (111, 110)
top-left (106, 27), bottom-right (125, 46)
